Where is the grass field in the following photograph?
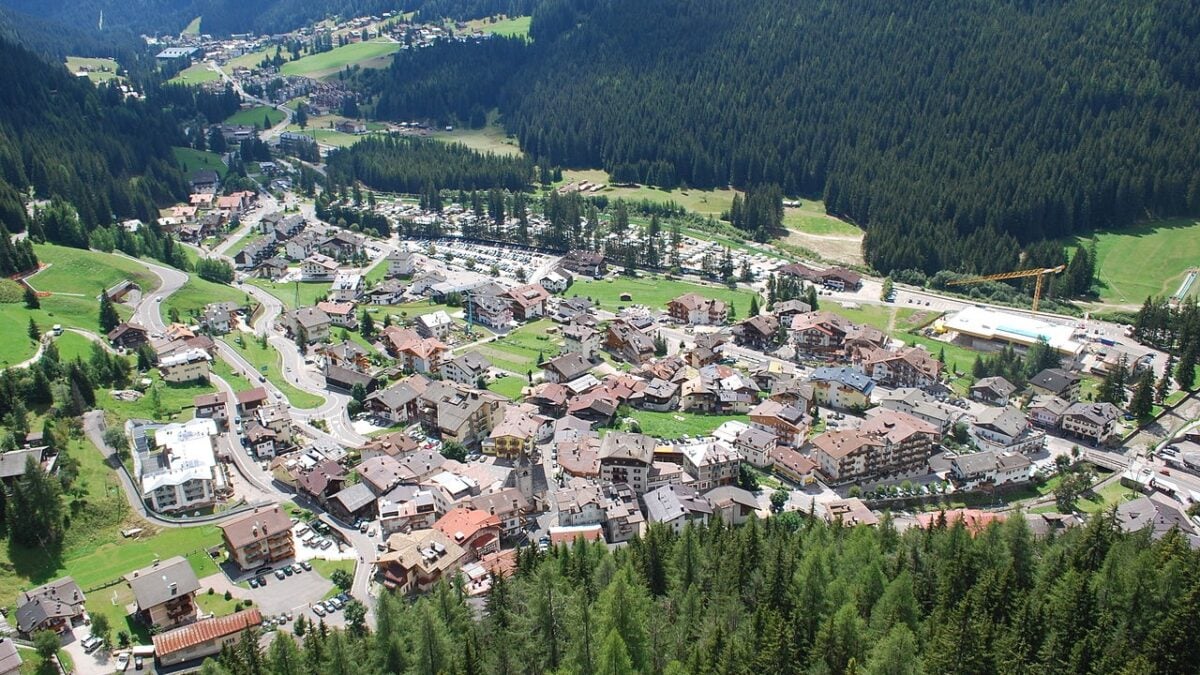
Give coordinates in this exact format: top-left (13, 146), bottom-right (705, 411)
top-left (281, 40), bottom-right (400, 79)
top-left (462, 15), bottom-right (532, 38)
top-left (487, 375), bottom-right (527, 400)
top-left (225, 106), bottom-right (285, 128)
top-left (363, 256), bottom-right (390, 284)
top-left (476, 320), bottom-right (559, 374)
top-left (224, 47), bottom-right (272, 73)
top-left (170, 62), bottom-right (219, 85)
top-left (224, 332), bottom-right (324, 408)
top-left (821, 302), bottom-right (934, 335)
top-left (174, 147), bottom-right (228, 177)
top-left (181, 16), bottom-right (202, 35)
top-left (783, 200), bottom-right (862, 237)
top-left (162, 274), bottom-right (249, 324)
top-left (53, 331), bottom-right (97, 363)
top-left (246, 279), bottom-right (331, 311)
top-left (431, 121), bottom-right (524, 157)
top-left (1079, 219), bottom-right (1200, 305)
top-left (99, 372), bottom-right (214, 424)
top-left (65, 56), bottom-right (122, 83)
top-left (286, 127), bottom-right (362, 147)
top-left (32, 244), bottom-right (155, 296)
top-left (626, 410), bottom-right (749, 440)
top-left (570, 275), bottom-right (759, 314)
top-left (555, 169), bottom-right (738, 218)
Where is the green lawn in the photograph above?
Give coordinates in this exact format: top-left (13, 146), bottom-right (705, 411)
top-left (626, 410), bottom-right (749, 440)
top-left (226, 230), bottom-right (265, 257)
top-left (487, 375), bottom-right (527, 400)
top-left (31, 244), bottom-right (155, 296)
top-left (1079, 219), bottom-right (1200, 305)
top-left (376, 301), bottom-right (459, 321)
top-left (98, 372), bottom-right (215, 424)
top-left (554, 169), bottom-right (738, 218)
top-left (53, 331), bottom-right (97, 363)
top-left (65, 56), bottom-right (122, 83)
top-left (225, 106), bottom-right (285, 128)
top-left (162, 274), bottom-right (249, 325)
top-left (309, 558), bottom-right (354, 598)
top-left (197, 590), bottom-right (243, 617)
top-left (570, 275), bottom-right (759, 314)
top-left (1076, 480), bottom-right (1141, 514)
top-left (170, 62), bottom-right (219, 85)
top-left (212, 358), bottom-right (255, 393)
top-left (283, 128), bottom-right (362, 148)
top-left (431, 121), bottom-right (524, 158)
top-left (363, 256), bottom-right (390, 284)
top-left (783, 200), bottom-right (863, 237)
top-left (174, 147), bottom-right (228, 178)
top-left (280, 40), bottom-right (401, 79)
top-left (223, 332), bottom-right (324, 408)
top-left (224, 47), bottom-right (273, 73)
top-left (463, 15), bottom-right (532, 38)
top-left (475, 320), bottom-right (559, 374)
top-left (821, 302), bottom-right (933, 334)
top-left (246, 279), bottom-right (331, 311)
top-left (181, 16), bottom-right (202, 35)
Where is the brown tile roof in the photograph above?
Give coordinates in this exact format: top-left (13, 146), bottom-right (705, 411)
top-left (218, 505), bottom-right (292, 550)
top-left (152, 609), bottom-right (262, 656)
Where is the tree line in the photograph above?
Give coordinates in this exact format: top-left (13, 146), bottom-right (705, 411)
top-left (195, 511), bottom-right (1200, 675)
top-left (358, 0), bottom-right (1200, 278)
top-left (325, 136), bottom-right (535, 194)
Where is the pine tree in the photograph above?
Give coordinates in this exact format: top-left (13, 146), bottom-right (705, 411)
top-left (1177, 343), bottom-right (1197, 391)
top-left (98, 291), bottom-right (119, 333)
top-left (1130, 369), bottom-right (1155, 420)
top-left (1157, 354), bottom-right (1174, 403)
top-left (23, 286), bottom-right (38, 309)
top-left (749, 295), bottom-right (760, 316)
top-left (27, 318), bottom-right (38, 340)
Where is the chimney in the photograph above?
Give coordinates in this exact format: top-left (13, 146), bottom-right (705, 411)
top-left (169, 582), bottom-right (178, 595)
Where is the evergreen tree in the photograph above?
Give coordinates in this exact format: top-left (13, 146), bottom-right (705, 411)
top-left (98, 291), bottom-right (119, 333)
top-left (23, 286), bottom-right (38, 309)
top-left (1130, 368), bottom-right (1155, 420)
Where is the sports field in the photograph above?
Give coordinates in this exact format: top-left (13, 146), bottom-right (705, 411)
top-left (280, 40), bottom-right (401, 79)
top-left (1081, 219), bottom-right (1200, 305)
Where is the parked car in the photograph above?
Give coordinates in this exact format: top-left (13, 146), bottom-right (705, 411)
top-left (115, 654), bottom-right (130, 671)
top-left (300, 561), bottom-right (312, 571)
top-left (81, 636), bottom-right (104, 653)
top-left (292, 563), bottom-right (303, 574)
top-left (274, 569), bottom-right (286, 580)
top-left (248, 577), bottom-right (260, 588)
top-left (135, 655), bottom-right (145, 670)
top-left (312, 605), bottom-right (326, 617)
top-left (283, 566), bottom-right (294, 576)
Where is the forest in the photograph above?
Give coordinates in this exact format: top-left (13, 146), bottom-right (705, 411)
top-left (324, 136), bottom-right (535, 194)
top-left (359, 0), bottom-right (1200, 277)
top-left (0, 36), bottom-right (191, 235)
top-left (195, 513), bottom-right (1199, 675)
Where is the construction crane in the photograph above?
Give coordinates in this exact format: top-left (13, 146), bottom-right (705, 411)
top-left (946, 265), bottom-right (1066, 313)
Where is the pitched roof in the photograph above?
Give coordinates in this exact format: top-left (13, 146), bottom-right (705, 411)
top-left (152, 609), bottom-right (262, 657)
top-left (15, 577), bottom-right (84, 633)
top-left (598, 432), bottom-right (656, 464)
top-left (218, 505), bottom-right (292, 550)
top-left (1064, 401), bottom-right (1121, 425)
top-left (126, 556), bottom-right (201, 610)
top-left (434, 507), bottom-right (501, 544)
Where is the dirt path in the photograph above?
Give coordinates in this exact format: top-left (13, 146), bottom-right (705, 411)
top-left (783, 229), bottom-right (864, 265)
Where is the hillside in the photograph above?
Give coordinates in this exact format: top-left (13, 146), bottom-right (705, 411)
top-left (362, 0), bottom-right (1200, 278)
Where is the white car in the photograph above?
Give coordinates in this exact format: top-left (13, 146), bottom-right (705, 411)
top-left (115, 653), bottom-right (131, 671)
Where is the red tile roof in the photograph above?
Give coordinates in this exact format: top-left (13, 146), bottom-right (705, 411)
top-left (152, 609), bottom-right (262, 656)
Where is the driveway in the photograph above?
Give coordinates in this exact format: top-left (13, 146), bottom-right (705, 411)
top-left (58, 625), bottom-right (117, 675)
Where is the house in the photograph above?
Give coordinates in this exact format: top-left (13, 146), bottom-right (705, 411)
top-left (644, 484), bottom-right (712, 533)
top-left (365, 278), bottom-right (408, 305)
top-left (219, 505), bottom-right (295, 570)
top-left (789, 311), bottom-right (851, 354)
top-left (301, 253), bottom-right (339, 280)
top-left (387, 249), bottom-right (417, 277)
top-left (365, 378), bottom-right (427, 424)
top-left (158, 348), bottom-right (211, 383)
top-left (286, 231), bottom-right (322, 261)
top-left (1115, 494), bottom-right (1200, 545)
top-left (1029, 368), bottom-right (1082, 401)
top-left (679, 440), bottom-right (740, 490)
top-left (605, 320), bottom-right (656, 365)
top-left (189, 170), bottom-right (220, 193)
top-left (434, 507), bottom-right (502, 558)
top-left (859, 408), bottom-right (941, 460)
top-left (254, 403), bottom-right (293, 445)
top-left (319, 340), bottom-right (372, 372)
top-left (316, 301), bottom-right (358, 329)
top-left (598, 432), bottom-right (657, 494)
top-left (318, 231), bottom-right (365, 260)
top-left (0, 639), bottom-right (20, 675)
top-left (126, 556), bottom-right (201, 629)
top-left (483, 406), bottom-right (543, 458)
top-left (108, 322), bottom-right (149, 350)
top-left (506, 284), bottom-right (551, 321)
top-left (335, 120), bottom-right (367, 134)
top-left (667, 293), bottom-right (728, 326)
top-left (200, 302), bottom-right (238, 335)
top-left (244, 422), bottom-right (279, 459)
top-left (551, 296), bottom-right (596, 324)
top-left (634, 378), bottom-right (680, 412)
top-left (441, 352), bottom-right (491, 386)
top-left (556, 481), bottom-right (604, 527)
top-left (377, 529), bottom-right (468, 594)
top-left (541, 352), bottom-right (592, 384)
top-left (324, 364), bottom-right (376, 393)
top-left (152, 609), bottom-right (263, 668)
top-left (418, 384), bottom-right (507, 450)
top-left (734, 427), bottom-right (776, 468)
top-left (378, 487), bottom-right (439, 537)
top-left (971, 406), bottom-right (1045, 454)
top-left (468, 488), bottom-right (531, 539)
top-left (258, 256), bottom-right (291, 281)
top-left (861, 347), bottom-right (943, 389)
top-left (1061, 402), bottom-right (1121, 444)
top-left (733, 314), bottom-right (780, 350)
top-left (971, 376), bottom-right (1017, 406)
top-left (950, 451), bottom-right (1033, 490)
top-left (678, 363), bottom-right (760, 414)
top-left (549, 524), bottom-right (605, 546)
top-left (140, 419), bottom-right (222, 514)
top-left (540, 268), bottom-right (573, 293)
top-left (771, 447), bottom-right (818, 485)
top-left (810, 367), bottom-right (875, 409)
top-left (561, 250), bottom-right (606, 277)
top-left (360, 431), bottom-right (419, 463)
top-left (415, 311), bottom-right (455, 340)
top-left (331, 482), bottom-right (378, 521)
top-left (393, 335), bottom-right (449, 374)
top-left (359, 456), bottom-right (409, 496)
top-left (284, 307), bottom-right (331, 344)
top-left (818, 267), bottom-right (862, 291)
top-left (772, 299), bottom-right (812, 320)
top-left (15, 578), bottom-right (86, 637)
top-left (1028, 394), bottom-right (1070, 428)
top-left (235, 387), bottom-right (269, 415)
top-left (704, 486), bottom-right (759, 525)
top-left (468, 287), bottom-right (515, 330)
top-left (875, 388), bottom-right (964, 433)
top-left (193, 392), bottom-right (230, 426)
top-left (329, 272), bottom-right (363, 303)
top-left (808, 430), bottom-right (888, 484)
top-left (749, 399), bottom-right (810, 448)
top-left (602, 483), bottom-right (645, 542)
top-left (562, 323), bottom-right (601, 361)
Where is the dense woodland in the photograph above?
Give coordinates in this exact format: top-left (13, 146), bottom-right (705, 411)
top-left (360, 0), bottom-right (1200, 277)
top-left (325, 136), bottom-right (535, 194)
top-left (195, 514), bottom-right (1200, 675)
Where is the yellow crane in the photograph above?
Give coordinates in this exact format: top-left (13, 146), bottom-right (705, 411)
top-left (946, 265), bottom-right (1066, 313)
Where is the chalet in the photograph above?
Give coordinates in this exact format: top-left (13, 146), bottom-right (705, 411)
top-left (771, 447), bottom-right (818, 485)
top-left (418, 382), bottom-right (507, 450)
top-left (365, 378), bottom-right (427, 424)
top-left (331, 482), bottom-right (378, 521)
top-left (441, 352), bottom-right (491, 386)
top-left (810, 367), bottom-right (875, 409)
top-left (705, 486), bottom-right (759, 525)
top-left (605, 320), bottom-right (656, 365)
top-left (733, 314), bottom-right (780, 350)
top-left (539, 268), bottom-right (573, 293)
top-left (377, 529), bottom-right (467, 594)
top-left (258, 257), bottom-right (289, 280)
top-left (633, 378), bottom-right (680, 412)
top-left (108, 322), bottom-right (150, 350)
top-left (434, 507), bottom-right (502, 558)
top-left (598, 432), bottom-right (656, 494)
top-left (971, 406), bottom-right (1045, 454)
top-left (861, 347), bottom-right (943, 389)
top-left (748, 399), bottom-right (810, 448)
top-left (193, 392), bottom-right (230, 425)
top-left (284, 307), bottom-right (332, 344)
top-left (644, 485), bottom-right (712, 533)
top-left (365, 278), bottom-right (408, 305)
top-left (790, 311), bottom-right (851, 354)
top-left (318, 340), bottom-right (371, 372)
top-left (235, 387), bottom-right (269, 415)
top-left (505, 284), bottom-right (551, 321)
top-left (1029, 368), bottom-right (1082, 401)
top-left (562, 323), bottom-right (601, 361)
top-left (329, 272), bottom-right (363, 303)
top-left (541, 352), bottom-right (592, 384)
top-left (15, 578), bottom-right (86, 637)
top-left (318, 231), bottom-right (365, 260)
top-left (316, 301), bottom-right (358, 329)
top-left (734, 426), bottom-right (776, 468)
top-left (561, 250), bottom-right (606, 278)
top-left (219, 505), bottom-right (294, 570)
top-left (1061, 402), bottom-right (1121, 444)
top-left (808, 430), bottom-right (888, 484)
top-left (126, 557), bottom-right (201, 630)
top-left (971, 376), bottom-right (1017, 406)
top-left (875, 387), bottom-right (963, 433)
top-left (244, 422), bottom-right (279, 459)
top-left (468, 286), bottom-right (514, 330)
top-left (950, 450), bottom-right (1033, 490)
top-left (158, 348), bottom-right (211, 383)
top-left (387, 249), bottom-right (417, 277)
top-left (153, 610), bottom-right (263, 668)
top-left (1028, 394), bottom-right (1070, 429)
top-left (772, 299), bottom-right (812, 320)
top-left (667, 293), bottom-right (728, 326)
top-left (286, 231), bottom-right (323, 261)
top-left (484, 406), bottom-right (543, 459)
top-left (301, 253), bottom-right (339, 280)
top-left (415, 311), bottom-right (455, 340)
top-left (679, 439), bottom-right (740, 490)
top-left (325, 364), bottom-right (376, 393)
